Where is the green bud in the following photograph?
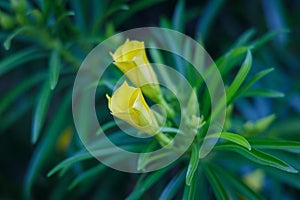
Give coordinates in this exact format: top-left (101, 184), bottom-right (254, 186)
top-left (11, 0), bottom-right (27, 13)
top-left (16, 13), bottom-right (28, 25)
top-left (0, 12), bottom-right (15, 30)
top-left (182, 89), bottom-right (206, 135)
top-left (29, 9), bottom-right (44, 25)
top-left (185, 88), bottom-right (199, 117)
top-left (242, 114), bottom-right (276, 135)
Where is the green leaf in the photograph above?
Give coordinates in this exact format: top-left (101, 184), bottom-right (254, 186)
top-left (96, 121), bottom-right (117, 135)
top-left (49, 50), bottom-right (61, 90)
top-left (241, 68), bottom-right (274, 93)
top-left (69, 0), bottom-right (87, 32)
top-left (226, 50), bottom-right (252, 103)
top-left (183, 166), bottom-right (207, 200)
top-left (266, 167), bottom-right (300, 190)
top-left (216, 46), bottom-right (249, 76)
top-left (149, 45), bottom-right (174, 89)
top-left (137, 141), bottom-right (158, 172)
top-left (203, 163), bottom-right (230, 200)
top-left (31, 82), bottom-right (52, 144)
top-left (24, 92), bottom-right (71, 200)
top-left (48, 151), bottom-right (92, 177)
top-left (0, 74), bottom-right (44, 115)
top-left (3, 27), bottom-right (33, 50)
top-left (68, 165), bottom-right (106, 190)
top-left (0, 47), bottom-right (46, 77)
top-left (212, 164), bottom-right (265, 200)
top-left (249, 138), bottom-right (300, 153)
top-left (54, 11), bottom-right (75, 27)
top-left (231, 28), bottom-right (256, 48)
top-left (172, 0), bottom-right (185, 32)
top-left (186, 144), bottom-right (200, 186)
top-left (233, 68), bottom-right (274, 100)
top-left (138, 150), bottom-right (173, 172)
top-left (241, 89), bottom-right (284, 98)
top-left (214, 144), bottom-right (298, 173)
top-left (250, 29), bottom-right (290, 49)
top-left (208, 132), bottom-right (251, 150)
top-left (262, 153), bottom-right (300, 190)
top-left (48, 143), bottom-right (143, 177)
top-left (159, 169), bottom-right (185, 200)
top-left (126, 167), bottom-right (170, 200)
top-left (92, 4), bottom-right (129, 34)
top-left (196, 0), bottom-right (225, 41)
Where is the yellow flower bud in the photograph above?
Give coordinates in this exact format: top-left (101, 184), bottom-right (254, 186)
top-left (106, 81), bottom-right (171, 146)
top-left (106, 81), bottom-right (159, 135)
top-left (110, 39), bottom-right (162, 102)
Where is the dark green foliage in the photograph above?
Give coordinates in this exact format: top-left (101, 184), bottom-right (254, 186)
top-left (1, 0), bottom-right (300, 199)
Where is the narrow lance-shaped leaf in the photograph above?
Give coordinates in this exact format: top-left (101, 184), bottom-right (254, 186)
top-left (126, 167), bottom-right (170, 200)
top-left (3, 26), bottom-right (33, 50)
top-left (231, 28), bottom-right (256, 48)
top-left (214, 143), bottom-right (298, 173)
top-left (186, 143), bottom-right (200, 186)
top-left (0, 47), bottom-right (46, 77)
top-left (196, 0), bottom-right (225, 41)
top-left (232, 68), bottom-right (274, 101)
top-left (31, 82), bottom-right (52, 144)
top-left (212, 164), bottom-right (265, 200)
top-left (138, 141), bottom-right (158, 172)
top-left (241, 89), bottom-right (284, 98)
top-left (226, 50), bottom-right (252, 103)
top-left (183, 167), bottom-right (197, 200)
top-left (249, 138), bottom-right (300, 153)
top-left (250, 29), bottom-right (290, 49)
top-left (215, 46), bottom-right (249, 76)
top-left (239, 68), bottom-right (274, 95)
top-left (24, 93), bottom-right (71, 200)
top-left (172, 0), bottom-right (185, 32)
top-left (203, 163), bottom-right (230, 200)
top-left (207, 132), bottom-right (251, 150)
top-left (49, 50), bottom-right (61, 90)
top-left (159, 169), bottom-right (185, 200)
top-left (68, 165), bottom-right (106, 190)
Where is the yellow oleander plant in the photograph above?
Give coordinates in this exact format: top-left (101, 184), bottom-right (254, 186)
top-left (1, 0), bottom-right (299, 199)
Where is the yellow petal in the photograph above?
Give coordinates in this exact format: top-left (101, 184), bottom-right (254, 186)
top-left (113, 61), bottom-right (136, 74)
top-left (106, 81), bottom-right (159, 135)
top-left (109, 81), bottom-right (137, 113)
top-left (112, 39), bottom-right (145, 62)
top-left (106, 94), bottom-right (112, 111)
top-left (110, 39), bottom-right (163, 102)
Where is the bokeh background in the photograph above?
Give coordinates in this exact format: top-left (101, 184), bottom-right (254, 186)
top-left (0, 0), bottom-right (299, 199)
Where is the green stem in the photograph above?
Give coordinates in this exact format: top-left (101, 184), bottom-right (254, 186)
top-left (155, 132), bottom-right (172, 147)
top-left (157, 95), bottom-right (175, 119)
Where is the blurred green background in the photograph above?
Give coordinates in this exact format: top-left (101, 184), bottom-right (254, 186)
top-left (0, 0), bottom-right (300, 199)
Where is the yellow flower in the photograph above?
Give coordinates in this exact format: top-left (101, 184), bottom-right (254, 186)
top-left (110, 39), bottom-right (161, 102)
top-left (106, 81), bottom-right (171, 145)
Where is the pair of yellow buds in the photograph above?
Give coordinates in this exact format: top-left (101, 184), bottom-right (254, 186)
top-left (106, 39), bottom-right (172, 145)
